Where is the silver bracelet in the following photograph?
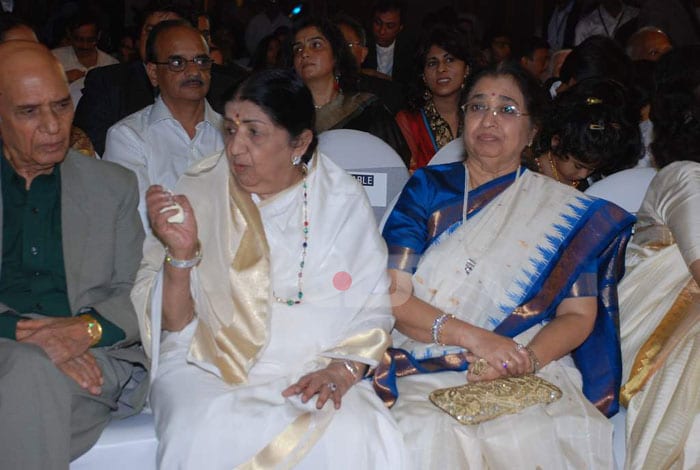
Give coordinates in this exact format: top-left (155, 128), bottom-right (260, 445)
top-left (431, 313), bottom-right (455, 345)
top-left (164, 243), bottom-right (202, 269)
top-left (525, 345), bottom-right (541, 374)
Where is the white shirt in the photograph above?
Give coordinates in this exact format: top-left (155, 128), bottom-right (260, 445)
top-left (574, 5), bottom-right (638, 45)
top-left (635, 119), bottom-right (655, 168)
top-left (1, 0), bottom-right (13, 12)
top-left (52, 46), bottom-right (118, 109)
top-left (376, 42), bottom-right (395, 77)
top-left (103, 96), bottom-right (224, 229)
top-left (547, 0), bottom-right (575, 51)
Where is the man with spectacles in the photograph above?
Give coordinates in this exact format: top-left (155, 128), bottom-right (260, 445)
top-left (103, 20), bottom-right (224, 231)
top-left (51, 12), bottom-right (117, 108)
top-left (74, 5), bottom-right (247, 156)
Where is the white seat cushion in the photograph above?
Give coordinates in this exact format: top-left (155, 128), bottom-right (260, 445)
top-left (70, 411), bottom-right (157, 470)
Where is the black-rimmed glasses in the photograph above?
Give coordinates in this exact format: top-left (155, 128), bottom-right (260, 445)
top-left (151, 55), bottom-right (213, 72)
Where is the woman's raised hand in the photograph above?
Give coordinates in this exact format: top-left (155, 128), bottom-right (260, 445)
top-left (282, 362), bottom-right (357, 410)
top-left (146, 185), bottom-right (198, 259)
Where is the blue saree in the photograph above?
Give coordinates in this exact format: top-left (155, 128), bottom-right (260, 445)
top-left (377, 162), bottom-right (635, 417)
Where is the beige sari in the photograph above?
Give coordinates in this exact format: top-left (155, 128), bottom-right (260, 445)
top-left (619, 161), bottom-right (700, 470)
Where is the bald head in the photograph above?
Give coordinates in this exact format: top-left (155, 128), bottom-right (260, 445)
top-left (627, 27), bottom-right (672, 62)
top-left (0, 40), bottom-right (65, 82)
top-left (0, 41), bottom-right (73, 183)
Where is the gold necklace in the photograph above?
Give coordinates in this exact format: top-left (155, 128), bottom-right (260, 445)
top-left (546, 153), bottom-right (579, 188)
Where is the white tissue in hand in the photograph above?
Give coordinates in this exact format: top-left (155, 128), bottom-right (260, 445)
top-left (160, 202), bottom-right (185, 224)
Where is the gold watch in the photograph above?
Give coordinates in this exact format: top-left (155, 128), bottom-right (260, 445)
top-left (81, 314), bottom-right (103, 346)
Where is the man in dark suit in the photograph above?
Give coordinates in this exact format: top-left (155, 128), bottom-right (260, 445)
top-left (74, 5), bottom-right (247, 156)
top-left (0, 41), bottom-right (146, 470)
top-left (335, 14), bottom-right (406, 115)
top-left (361, 0), bottom-right (414, 88)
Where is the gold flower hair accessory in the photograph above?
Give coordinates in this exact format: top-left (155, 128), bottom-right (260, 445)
top-left (586, 97), bottom-right (603, 105)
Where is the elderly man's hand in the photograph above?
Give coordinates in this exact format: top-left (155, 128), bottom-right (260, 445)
top-left (57, 351), bottom-right (104, 396)
top-left (65, 68), bottom-right (86, 83)
top-left (16, 317), bottom-right (93, 364)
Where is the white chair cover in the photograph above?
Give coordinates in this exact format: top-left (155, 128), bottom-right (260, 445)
top-left (427, 137), bottom-right (466, 166)
top-left (319, 129), bottom-right (409, 224)
top-left (70, 411), bottom-right (157, 470)
top-left (585, 168), bottom-right (657, 214)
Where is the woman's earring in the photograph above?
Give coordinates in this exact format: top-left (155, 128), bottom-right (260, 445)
top-left (291, 155), bottom-right (302, 166)
top-left (423, 87), bottom-right (432, 102)
top-left (334, 74), bottom-right (341, 92)
top-left (461, 74), bottom-right (468, 89)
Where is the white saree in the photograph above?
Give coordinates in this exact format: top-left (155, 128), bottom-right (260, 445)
top-left (618, 161), bottom-right (700, 470)
top-left (389, 170), bottom-right (615, 470)
top-left (131, 151), bottom-right (406, 469)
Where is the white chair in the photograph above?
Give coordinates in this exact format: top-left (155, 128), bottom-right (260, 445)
top-left (319, 129), bottom-right (409, 224)
top-left (585, 168), bottom-right (657, 214)
top-left (378, 137), bottom-right (466, 231)
top-left (70, 411), bottom-right (157, 470)
top-left (427, 137), bottom-right (465, 166)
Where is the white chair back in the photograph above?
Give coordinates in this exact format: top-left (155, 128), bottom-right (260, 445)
top-left (585, 168), bottom-right (657, 214)
top-left (319, 129), bottom-right (410, 224)
top-left (428, 137), bottom-right (465, 166)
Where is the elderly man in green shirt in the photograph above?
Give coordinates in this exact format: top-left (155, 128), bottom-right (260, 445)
top-left (0, 41), bottom-right (146, 470)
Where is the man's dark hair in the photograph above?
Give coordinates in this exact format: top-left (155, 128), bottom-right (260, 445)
top-left (371, 0), bottom-right (406, 22)
top-left (145, 19), bottom-right (199, 63)
top-left (66, 11), bottom-right (99, 34)
top-left (514, 36), bottom-right (550, 61)
top-left (136, 2), bottom-right (186, 32)
top-left (559, 35), bottom-right (629, 85)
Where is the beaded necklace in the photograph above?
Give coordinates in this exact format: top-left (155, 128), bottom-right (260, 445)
top-left (273, 170), bottom-right (309, 306)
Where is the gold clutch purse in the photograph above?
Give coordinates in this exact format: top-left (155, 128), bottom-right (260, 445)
top-left (429, 375), bottom-right (563, 425)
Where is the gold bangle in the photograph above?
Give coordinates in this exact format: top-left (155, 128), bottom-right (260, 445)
top-left (81, 314), bottom-right (103, 347)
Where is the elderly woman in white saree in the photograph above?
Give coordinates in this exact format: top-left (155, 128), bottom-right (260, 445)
top-left (131, 69), bottom-right (406, 469)
top-left (618, 60), bottom-right (700, 470)
top-left (378, 62), bottom-right (635, 469)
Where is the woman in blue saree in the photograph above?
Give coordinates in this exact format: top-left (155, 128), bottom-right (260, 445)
top-left (378, 62), bottom-right (635, 468)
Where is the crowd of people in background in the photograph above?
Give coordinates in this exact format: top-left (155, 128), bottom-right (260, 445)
top-left (1, 0), bottom-right (699, 469)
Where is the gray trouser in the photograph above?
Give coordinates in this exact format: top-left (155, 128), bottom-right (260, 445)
top-left (0, 339), bottom-right (136, 470)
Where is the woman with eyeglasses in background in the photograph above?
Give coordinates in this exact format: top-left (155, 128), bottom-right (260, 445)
top-left (379, 62), bottom-right (634, 468)
top-left (396, 26), bottom-right (471, 172)
top-left (291, 17), bottom-right (410, 167)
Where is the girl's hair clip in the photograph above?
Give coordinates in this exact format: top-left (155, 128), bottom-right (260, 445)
top-left (586, 97), bottom-right (603, 105)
